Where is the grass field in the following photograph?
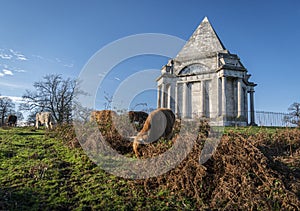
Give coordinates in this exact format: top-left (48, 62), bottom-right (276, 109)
top-left (0, 126), bottom-right (299, 210)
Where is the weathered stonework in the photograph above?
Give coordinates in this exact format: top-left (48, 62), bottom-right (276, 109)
top-left (157, 17), bottom-right (257, 126)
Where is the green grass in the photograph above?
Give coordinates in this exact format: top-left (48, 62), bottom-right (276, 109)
top-left (0, 127), bottom-right (141, 210)
top-left (0, 126), bottom-right (299, 210)
top-left (1, 127), bottom-right (197, 210)
top-left (224, 125), bottom-right (294, 135)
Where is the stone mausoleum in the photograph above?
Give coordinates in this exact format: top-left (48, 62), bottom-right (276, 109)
top-left (157, 17), bottom-right (257, 126)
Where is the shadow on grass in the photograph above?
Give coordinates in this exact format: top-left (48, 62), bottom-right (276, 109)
top-left (15, 132), bottom-right (45, 136)
top-left (0, 186), bottom-right (42, 210)
top-left (0, 185), bottom-right (71, 210)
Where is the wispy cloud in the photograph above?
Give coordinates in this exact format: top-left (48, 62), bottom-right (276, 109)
top-left (0, 48), bottom-right (29, 76)
top-left (0, 54), bottom-right (13, 59)
top-left (14, 69), bottom-right (27, 73)
top-left (98, 72), bottom-right (107, 77)
top-left (0, 68), bottom-right (14, 77)
top-left (16, 56), bottom-right (28, 61)
top-left (1, 47), bottom-right (74, 81)
top-left (0, 48), bottom-right (29, 61)
top-left (9, 49), bottom-right (28, 61)
top-left (32, 54), bottom-right (44, 60)
top-left (0, 95), bottom-right (24, 104)
top-left (32, 54), bottom-right (74, 69)
top-left (3, 69), bottom-right (13, 75)
top-left (55, 57), bottom-right (74, 69)
top-left (0, 63), bottom-right (27, 75)
top-left (64, 63), bottom-right (74, 68)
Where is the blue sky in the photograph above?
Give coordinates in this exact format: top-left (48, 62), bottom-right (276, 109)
top-left (0, 0), bottom-right (299, 113)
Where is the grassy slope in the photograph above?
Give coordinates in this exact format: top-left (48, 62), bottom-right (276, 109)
top-left (0, 126), bottom-right (299, 210)
top-left (0, 127), bottom-right (151, 210)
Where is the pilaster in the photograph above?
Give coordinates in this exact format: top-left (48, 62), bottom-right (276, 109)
top-left (249, 87), bottom-right (257, 126)
top-left (161, 83), bottom-right (165, 108)
top-left (157, 85), bottom-right (161, 108)
top-left (237, 78), bottom-right (243, 117)
top-left (182, 83), bottom-right (187, 118)
top-left (222, 76), bottom-right (227, 117)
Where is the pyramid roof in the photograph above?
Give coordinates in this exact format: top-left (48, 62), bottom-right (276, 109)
top-left (175, 17), bottom-right (226, 61)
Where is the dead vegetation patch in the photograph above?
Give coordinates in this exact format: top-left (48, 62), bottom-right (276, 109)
top-left (53, 122), bottom-right (300, 210)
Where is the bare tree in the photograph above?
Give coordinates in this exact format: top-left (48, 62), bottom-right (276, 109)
top-left (15, 111), bottom-right (24, 122)
top-left (26, 111), bottom-right (38, 125)
top-left (0, 95), bottom-right (15, 126)
top-left (20, 74), bottom-right (77, 124)
top-left (285, 102), bottom-right (300, 127)
top-left (103, 91), bottom-right (113, 110)
top-left (131, 103), bottom-right (147, 111)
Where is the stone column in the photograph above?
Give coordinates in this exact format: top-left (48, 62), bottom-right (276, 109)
top-left (237, 78), bottom-right (243, 118)
top-left (157, 85), bottom-right (161, 108)
top-left (244, 88), bottom-right (248, 122)
top-left (161, 83), bottom-right (165, 108)
top-left (182, 82), bottom-right (187, 118)
top-left (218, 78), bottom-right (222, 116)
top-left (222, 76), bottom-right (227, 117)
top-left (200, 80), bottom-right (205, 117)
top-left (175, 83), bottom-right (178, 117)
top-left (187, 83), bottom-right (191, 118)
top-left (249, 87), bottom-right (257, 126)
top-left (167, 85), bottom-right (171, 109)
